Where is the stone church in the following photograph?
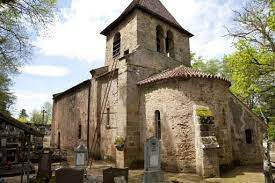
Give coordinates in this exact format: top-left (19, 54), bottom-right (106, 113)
top-left (51, 0), bottom-right (266, 177)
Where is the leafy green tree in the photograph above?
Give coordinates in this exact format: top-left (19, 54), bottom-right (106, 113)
top-left (191, 53), bottom-right (230, 79)
top-left (30, 109), bottom-right (43, 124)
top-left (0, 73), bottom-right (15, 114)
top-left (42, 102), bottom-right (52, 124)
top-left (225, 0), bottom-right (274, 116)
top-left (18, 108), bottom-right (28, 123)
top-left (30, 102), bottom-right (52, 124)
top-left (0, 0), bottom-right (57, 113)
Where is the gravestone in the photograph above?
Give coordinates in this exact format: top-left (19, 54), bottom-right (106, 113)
top-left (38, 151), bottom-right (52, 178)
top-left (55, 168), bottom-right (84, 183)
top-left (75, 144), bottom-right (88, 169)
top-left (103, 167), bottom-right (128, 183)
top-left (143, 137), bottom-right (164, 183)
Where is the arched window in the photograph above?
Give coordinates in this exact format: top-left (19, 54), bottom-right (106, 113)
top-left (155, 110), bottom-right (161, 139)
top-left (78, 124), bottom-right (82, 139)
top-left (166, 30), bottom-right (174, 58)
top-left (245, 129), bottom-right (252, 144)
top-left (113, 32), bottom-right (121, 58)
top-left (156, 26), bottom-right (164, 53)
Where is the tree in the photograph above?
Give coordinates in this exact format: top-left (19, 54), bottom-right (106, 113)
top-left (42, 101), bottom-right (52, 124)
top-left (0, 73), bottom-right (15, 114)
top-left (0, 0), bottom-right (57, 113)
top-left (29, 101), bottom-right (52, 124)
top-left (18, 108), bottom-right (28, 123)
top-left (191, 53), bottom-right (230, 79)
top-left (30, 109), bottom-right (43, 124)
top-left (225, 0), bottom-right (274, 116)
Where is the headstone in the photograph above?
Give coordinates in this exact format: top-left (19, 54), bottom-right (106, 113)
top-left (75, 144), bottom-right (88, 169)
top-left (143, 137), bottom-right (164, 183)
top-left (38, 152), bottom-right (52, 178)
top-left (103, 167), bottom-right (128, 183)
top-left (56, 168), bottom-right (84, 183)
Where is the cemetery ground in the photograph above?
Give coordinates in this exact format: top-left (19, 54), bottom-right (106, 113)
top-left (3, 162), bottom-right (264, 183)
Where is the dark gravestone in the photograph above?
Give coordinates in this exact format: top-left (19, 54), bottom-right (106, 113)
top-left (56, 168), bottom-right (84, 183)
top-left (38, 152), bottom-right (52, 178)
top-left (143, 137), bottom-right (164, 183)
top-left (103, 167), bottom-right (128, 183)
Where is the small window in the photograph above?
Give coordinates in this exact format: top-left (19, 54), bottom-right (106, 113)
top-left (78, 124), bottom-right (82, 139)
top-left (113, 32), bottom-right (121, 58)
top-left (155, 110), bottom-right (161, 139)
top-left (156, 26), bottom-right (164, 53)
top-left (245, 129), bottom-right (252, 144)
top-left (58, 132), bottom-right (61, 149)
top-left (106, 107), bottom-right (110, 126)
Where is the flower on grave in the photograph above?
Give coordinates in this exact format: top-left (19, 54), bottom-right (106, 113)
top-left (114, 136), bottom-right (125, 151)
top-left (196, 107), bottom-right (214, 124)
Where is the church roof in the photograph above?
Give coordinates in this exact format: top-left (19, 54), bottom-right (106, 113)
top-left (137, 65), bottom-right (231, 86)
top-left (101, 0), bottom-right (193, 37)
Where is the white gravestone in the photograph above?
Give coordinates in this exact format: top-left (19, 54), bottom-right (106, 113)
top-left (75, 144), bottom-right (88, 169)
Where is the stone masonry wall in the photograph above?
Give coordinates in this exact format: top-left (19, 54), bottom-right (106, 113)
top-left (228, 94), bottom-right (265, 165)
top-left (105, 10), bottom-right (138, 67)
top-left (139, 78), bottom-right (231, 173)
top-left (137, 10), bottom-right (191, 67)
top-left (96, 73), bottom-right (119, 161)
top-left (51, 84), bottom-right (90, 151)
top-left (139, 77), bottom-right (265, 173)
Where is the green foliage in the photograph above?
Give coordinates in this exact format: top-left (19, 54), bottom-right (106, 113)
top-left (30, 109), bottom-right (43, 124)
top-left (191, 53), bottom-right (231, 79)
top-left (114, 136), bottom-right (125, 146)
top-left (0, 73), bottom-right (15, 114)
top-left (0, 0), bottom-right (57, 114)
top-left (42, 102), bottom-right (52, 124)
top-left (224, 0), bottom-right (274, 118)
top-left (29, 102), bottom-right (52, 124)
top-left (268, 125), bottom-right (275, 141)
top-left (224, 40), bottom-right (274, 113)
top-left (267, 0), bottom-right (275, 31)
top-left (196, 107), bottom-right (214, 118)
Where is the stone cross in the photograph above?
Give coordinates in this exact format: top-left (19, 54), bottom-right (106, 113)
top-left (143, 137), bottom-right (164, 183)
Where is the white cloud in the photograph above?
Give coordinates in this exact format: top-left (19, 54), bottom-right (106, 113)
top-left (36, 0), bottom-right (244, 61)
top-left (20, 65), bottom-right (71, 77)
top-left (14, 90), bottom-right (52, 117)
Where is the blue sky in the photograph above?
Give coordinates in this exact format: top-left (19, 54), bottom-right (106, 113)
top-left (12, 0), bottom-right (246, 116)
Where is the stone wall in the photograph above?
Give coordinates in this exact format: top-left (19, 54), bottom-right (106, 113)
top-left (105, 10), bottom-right (138, 67)
top-left (228, 94), bottom-right (265, 165)
top-left (138, 77), bottom-right (266, 174)
top-left (139, 79), bottom-right (198, 172)
top-left (137, 10), bottom-right (191, 66)
top-left (51, 83), bottom-right (90, 151)
top-left (94, 72), bottom-right (119, 161)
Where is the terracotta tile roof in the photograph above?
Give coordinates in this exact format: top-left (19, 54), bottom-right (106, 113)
top-left (101, 0), bottom-right (193, 37)
top-left (137, 65), bottom-right (231, 86)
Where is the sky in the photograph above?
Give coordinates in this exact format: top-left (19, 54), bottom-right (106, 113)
top-left (12, 0), bottom-right (247, 116)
